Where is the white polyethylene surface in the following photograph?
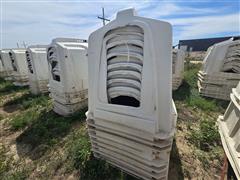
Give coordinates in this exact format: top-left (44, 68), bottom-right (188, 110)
top-left (87, 8), bottom-right (173, 135)
top-left (26, 46), bottom-right (49, 80)
top-left (87, 8), bottom-right (176, 180)
top-left (172, 49), bottom-right (185, 76)
top-left (47, 38), bottom-right (88, 109)
top-left (9, 48), bottom-right (28, 77)
top-left (218, 81), bottom-right (240, 179)
top-left (26, 45), bottom-right (49, 94)
top-left (202, 38), bottom-right (240, 74)
top-left (0, 49), bottom-right (14, 76)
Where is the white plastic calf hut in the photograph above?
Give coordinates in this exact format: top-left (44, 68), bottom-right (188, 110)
top-left (86, 8), bottom-right (177, 180)
top-left (172, 49), bottom-right (185, 90)
top-left (0, 49), bottom-right (14, 80)
top-left (218, 81), bottom-right (240, 179)
top-left (9, 49), bottom-right (29, 86)
top-left (198, 38), bottom-right (240, 100)
top-left (26, 45), bottom-right (49, 94)
top-left (0, 56), bottom-right (5, 77)
top-left (47, 38), bottom-right (88, 116)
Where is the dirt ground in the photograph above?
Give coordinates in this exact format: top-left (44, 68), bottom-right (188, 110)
top-left (0, 73), bottom-right (227, 179)
top-left (0, 101), bottom-right (224, 180)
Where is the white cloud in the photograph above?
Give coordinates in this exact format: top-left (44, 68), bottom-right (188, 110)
top-left (164, 13), bottom-right (240, 43)
top-left (1, 1), bottom-right (239, 48)
top-left (139, 2), bottom-right (223, 18)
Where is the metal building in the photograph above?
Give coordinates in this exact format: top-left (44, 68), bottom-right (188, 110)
top-left (179, 36), bottom-right (240, 52)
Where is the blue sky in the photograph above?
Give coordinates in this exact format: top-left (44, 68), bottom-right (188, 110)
top-left (1, 0), bottom-right (239, 48)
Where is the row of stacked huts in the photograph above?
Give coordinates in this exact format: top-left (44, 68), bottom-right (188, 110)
top-left (0, 8), bottom-right (239, 180)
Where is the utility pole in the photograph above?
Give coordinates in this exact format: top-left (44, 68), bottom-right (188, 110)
top-left (97, 7), bottom-right (110, 26)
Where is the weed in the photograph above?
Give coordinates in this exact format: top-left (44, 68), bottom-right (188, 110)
top-left (16, 109), bottom-right (87, 159)
top-left (189, 118), bottom-right (220, 151)
top-left (4, 93), bottom-right (49, 109)
top-left (184, 66), bottom-right (200, 89)
top-left (3, 169), bottom-right (28, 180)
top-left (0, 145), bottom-right (9, 176)
top-left (187, 89), bottom-right (217, 111)
top-left (67, 128), bottom-right (123, 180)
top-left (10, 108), bottom-right (42, 130)
top-left (174, 62), bottom-right (222, 112)
top-left (195, 147), bottom-right (223, 170)
top-left (8, 93), bottom-right (51, 130)
top-left (0, 78), bottom-right (27, 95)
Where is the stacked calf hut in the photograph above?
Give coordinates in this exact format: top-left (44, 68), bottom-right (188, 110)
top-left (217, 81), bottom-right (240, 179)
top-left (26, 45), bottom-right (49, 94)
top-left (0, 56), bottom-right (5, 77)
top-left (9, 48), bottom-right (29, 86)
top-left (198, 38), bottom-right (240, 100)
top-left (172, 49), bottom-right (185, 90)
top-left (47, 38), bottom-right (88, 116)
top-left (0, 49), bottom-right (14, 80)
top-left (86, 9), bottom-right (177, 180)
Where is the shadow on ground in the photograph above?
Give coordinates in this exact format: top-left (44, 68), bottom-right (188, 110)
top-left (0, 78), bottom-right (27, 94)
top-left (16, 108), bottom-right (86, 160)
top-left (2, 104), bottom-right (20, 113)
top-left (168, 139), bottom-right (184, 180)
top-left (173, 80), bottom-right (191, 101)
top-left (3, 93), bottom-right (38, 107)
top-left (76, 153), bottom-right (139, 180)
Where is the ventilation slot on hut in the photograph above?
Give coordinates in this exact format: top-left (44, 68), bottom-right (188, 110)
top-left (47, 47), bottom-right (61, 82)
top-left (172, 51), bottom-right (177, 74)
top-left (26, 51), bottom-right (34, 74)
top-left (9, 52), bottom-right (17, 71)
top-left (105, 25), bottom-right (143, 107)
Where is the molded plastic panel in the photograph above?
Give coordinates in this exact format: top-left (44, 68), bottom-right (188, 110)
top-left (0, 49), bottom-right (14, 80)
top-left (47, 38), bottom-right (88, 116)
top-left (198, 38), bottom-right (240, 100)
top-left (9, 48), bottom-right (28, 86)
top-left (218, 82), bottom-right (240, 179)
top-left (26, 45), bottom-right (49, 94)
top-left (87, 8), bottom-right (176, 180)
top-left (172, 49), bottom-right (185, 90)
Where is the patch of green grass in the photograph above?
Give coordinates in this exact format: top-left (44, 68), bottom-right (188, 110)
top-left (0, 78), bottom-right (27, 95)
top-left (15, 108), bottom-right (87, 160)
top-left (3, 170), bottom-right (28, 180)
top-left (67, 126), bottom-right (139, 180)
top-left (195, 147), bottom-right (223, 170)
top-left (68, 132), bottom-right (122, 180)
top-left (78, 155), bottom-right (121, 180)
top-left (10, 108), bottom-right (42, 130)
top-left (4, 93), bottom-right (49, 109)
top-left (187, 89), bottom-right (217, 111)
top-left (184, 64), bottom-right (201, 89)
top-left (0, 145), bottom-right (9, 176)
top-left (189, 117), bottom-right (220, 151)
top-left (173, 62), bottom-right (225, 112)
top-left (9, 94), bottom-right (51, 130)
